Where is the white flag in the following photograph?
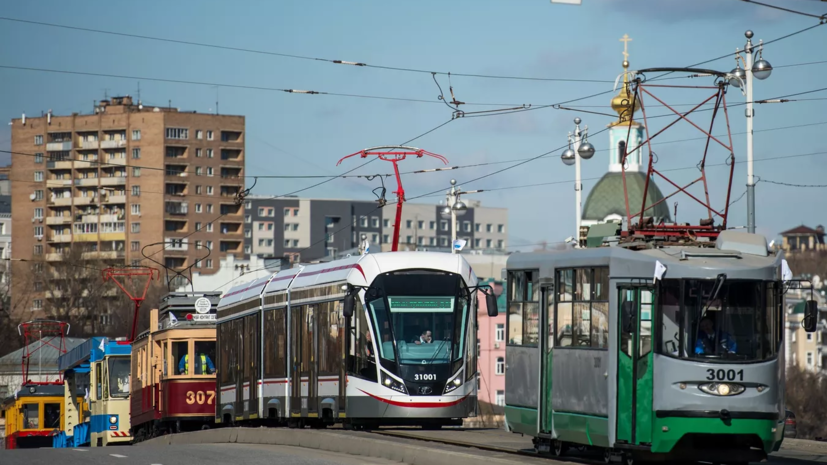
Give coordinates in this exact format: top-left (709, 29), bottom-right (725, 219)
top-left (98, 338), bottom-right (106, 352)
top-left (782, 259), bottom-right (793, 282)
top-left (453, 239), bottom-right (467, 252)
top-left (84, 388), bottom-right (89, 401)
top-left (169, 313), bottom-right (178, 326)
top-left (653, 260), bottom-right (667, 283)
top-left (362, 239), bottom-right (370, 255)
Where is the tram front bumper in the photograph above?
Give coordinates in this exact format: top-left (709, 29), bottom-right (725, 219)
top-left (652, 416), bottom-right (781, 457)
top-left (348, 392), bottom-right (476, 420)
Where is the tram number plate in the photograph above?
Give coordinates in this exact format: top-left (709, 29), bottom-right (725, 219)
top-left (186, 390), bottom-right (216, 405)
top-left (706, 369), bottom-right (744, 381)
top-left (414, 374), bottom-right (436, 381)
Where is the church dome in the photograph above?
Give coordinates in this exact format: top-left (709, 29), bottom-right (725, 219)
top-left (583, 171), bottom-right (672, 223)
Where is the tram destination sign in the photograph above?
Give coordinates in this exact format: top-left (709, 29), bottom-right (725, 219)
top-left (389, 297), bottom-right (454, 313)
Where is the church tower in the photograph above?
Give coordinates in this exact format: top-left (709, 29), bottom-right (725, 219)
top-left (581, 35), bottom-right (672, 227)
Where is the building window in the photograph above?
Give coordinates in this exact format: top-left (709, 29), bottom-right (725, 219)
top-left (244, 229), bottom-right (251, 238)
top-left (807, 333), bottom-right (813, 341)
top-left (206, 223), bottom-right (213, 232)
top-left (495, 390), bottom-right (505, 406)
top-left (498, 224), bottom-right (505, 233)
top-left (244, 214), bottom-right (251, 223)
top-left (486, 224), bottom-right (492, 233)
top-left (429, 237), bottom-right (435, 246)
top-left (406, 220), bottom-right (413, 228)
top-left (258, 223), bottom-right (264, 231)
top-left (267, 208), bottom-right (274, 217)
top-left (807, 352), bottom-right (814, 366)
top-left (34, 208), bottom-right (43, 219)
top-left (417, 236), bottom-right (424, 245)
top-left (428, 221), bottom-right (435, 230)
top-left (440, 237), bottom-right (448, 247)
top-left (463, 221), bottom-right (471, 232)
top-left (440, 220), bottom-right (448, 231)
top-left (34, 171), bottom-right (43, 182)
top-left (258, 207), bottom-right (265, 216)
top-left (207, 130), bottom-right (214, 140)
top-left (271, 223), bottom-right (277, 231)
top-left (33, 299), bottom-right (43, 310)
top-left (498, 239), bottom-right (504, 249)
top-left (132, 129), bottom-right (141, 141)
top-left (131, 241), bottom-right (140, 251)
top-left (206, 148), bottom-right (214, 158)
top-left (131, 222), bottom-right (140, 233)
top-left (486, 239), bottom-right (492, 248)
top-left (474, 238), bottom-right (481, 248)
top-left (205, 259), bottom-right (213, 268)
top-left (284, 208), bottom-right (291, 217)
top-left (34, 135), bottom-right (43, 145)
top-left (35, 190), bottom-right (43, 200)
top-left (132, 148), bottom-right (141, 159)
top-left (206, 240), bottom-right (212, 250)
top-left (196, 167), bottom-right (203, 176)
top-left (267, 239), bottom-right (273, 247)
top-left (195, 148), bottom-right (202, 158)
top-left (292, 239), bottom-right (299, 247)
top-left (406, 236), bottom-right (413, 244)
top-left (244, 245), bottom-right (251, 254)
top-left (284, 239), bottom-right (290, 247)
top-left (206, 186), bottom-right (213, 195)
top-left (207, 204), bottom-right (213, 213)
top-left (371, 217), bottom-right (380, 228)
top-left (35, 152), bottom-right (43, 163)
top-left (132, 167), bottom-right (141, 177)
top-left (132, 204), bottom-right (141, 215)
top-left (383, 234), bottom-right (389, 244)
top-left (360, 217), bottom-right (368, 227)
top-left (132, 186), bottom-right (140, 196)
top-left (195, 203), bottom-right (202, 213)
top-left (475, 223), bottom-right (481, 232)
top-left (165, 128), bottom-right (189, 139)
top-left (258, 239), bottom-right (265, 246)
top-left (383, 219), bottom-right (390, 228)
top-left (495, 357), bottom-right (505, 375)
top-left (371, 234), bottom-right (378, 243)
top-left (207, 167), bottom-right (214, 177)
top-left (196, 130), bottom-right (203, 140)
top-left (195, 222), bottom-right (202, 231)
top-left (34, 226), bottom-right (43, 237)
top-left (496, 323), bottom-right (505, 342)
top-left (34, 281), bottom-right (43, 292)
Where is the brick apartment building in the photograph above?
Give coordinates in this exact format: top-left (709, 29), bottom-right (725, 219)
top-left (10, 96), bottom-right (245, 319)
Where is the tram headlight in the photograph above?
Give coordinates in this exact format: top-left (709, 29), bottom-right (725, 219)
top-left (109, 415), bottom-right (118, 424)
top-left (444, 369), bottom-right (464, 394)
top-left (699, 383), bottom-right (745, 397)
top-left (381, 372), bottom-right (408, 394)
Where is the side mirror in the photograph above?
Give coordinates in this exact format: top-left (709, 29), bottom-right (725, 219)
top-left (343, 292), bottom-right (356, 319)
top-left (486, 293), bottom-right (498, 317)
top-left (802, 300), bottom-right (819, 332)
top-left (621, 300), bottom-right (636, 333)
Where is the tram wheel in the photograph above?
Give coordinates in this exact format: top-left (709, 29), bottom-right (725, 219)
top-left (604, 450), bottom-right (611, 463)
top-left (552, 440), bottom-right (566, 457)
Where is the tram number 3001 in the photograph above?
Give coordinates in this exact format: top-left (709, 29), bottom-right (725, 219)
top-left (185, 390), bottom-right (216, 405)
top-left (414, 374), bottom-right (436, 381)
top-left (706, 369), bottom-right (744, 382)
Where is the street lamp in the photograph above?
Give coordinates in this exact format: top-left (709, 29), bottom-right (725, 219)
top-left (730, 30), bottom-right (772, 234)
top-left (560, 117), bottom-right (595, 246)
top-left (441, 179), bottom-right (471, 254)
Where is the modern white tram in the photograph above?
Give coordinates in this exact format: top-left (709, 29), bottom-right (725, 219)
top-left (215, 252), bottom-right (498, 429)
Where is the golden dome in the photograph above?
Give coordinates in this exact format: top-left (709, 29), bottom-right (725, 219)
top-left (610, 60), bottom-right (640, 124)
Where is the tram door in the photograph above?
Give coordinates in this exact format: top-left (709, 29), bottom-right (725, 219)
top-left (616, 286), bottom-right (655, 446)
top-left (290, 306), bottom-right (303, 415)
top-left (540, 285), bottom-right (554, 434)
top-left (307, 305), bottom-right (318, 417)
top-left (245, 314), bottom-right (260, 418)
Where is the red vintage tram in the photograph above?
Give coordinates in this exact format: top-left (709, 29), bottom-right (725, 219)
top-left (129, 293), bottom-right (220, 441)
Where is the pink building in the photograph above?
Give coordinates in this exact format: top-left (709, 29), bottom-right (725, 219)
top-left (476, 280), bottom-right (506, 410)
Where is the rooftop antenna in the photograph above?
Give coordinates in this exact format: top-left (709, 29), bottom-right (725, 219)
top-left (214, 85), bottom-right (220, 115)
top-left (137, 81), bottom-right (141, 103)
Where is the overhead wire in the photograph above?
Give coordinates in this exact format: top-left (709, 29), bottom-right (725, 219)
top-left (736, 0), bottom-right (827, 20)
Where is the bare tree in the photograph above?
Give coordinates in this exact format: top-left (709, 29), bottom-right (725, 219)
top-left (786, 367), bottom-right (827, 440)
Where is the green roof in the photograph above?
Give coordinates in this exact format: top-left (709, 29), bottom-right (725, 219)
top-left (583, 171), bottom-right (672, 222)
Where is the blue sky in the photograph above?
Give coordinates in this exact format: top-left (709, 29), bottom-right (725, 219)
top-left (1, 0), bottom-right (825, 248)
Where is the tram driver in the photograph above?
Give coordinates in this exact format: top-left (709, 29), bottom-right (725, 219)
top-left (415, 330), bottom-right (433, 344)
top-left (179, 351), bottom-right (216, 375)
top-left (695, 316), bottom-right (737, 355)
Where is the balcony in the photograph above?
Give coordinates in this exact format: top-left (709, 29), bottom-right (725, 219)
top-left (219, 222), bottom-right (242, 234)
top-left (165, 201), bottom-right (189, 215)
top-left (78, 140), bottom-right (100, 149)
top-left (104, 157), bottom-right (126, 166)
top-left (47, 160), bottom-right (73, 170)
top-left (75, 233), bottom-right (98, 242)
top-left (47, 141), bottom-right (73, 151)
top-left (165, 238), bottom-right (189, 252)
top-left (48, 234), bottom-right (72, 243)
top-left (99, 233), bottom-right (126, 242)
top-left (46, 216), bottom-right (72, 225)
top-left (165, 220), bottom-right (187, 233)
top-left (81, 250), bottom-right (125, 260)
top-left (166, 147), bottom-right (187, 159)
top-left (45, 253), bottom-right (64, 261)
top-left (219, 239), bottom-right (244, 253)
top-left (104, 195), bottom-right (126, 204)
top-left (73, 196), bottom-right (96, 206)
top-left (74, 178), bottom-right (99, 187)
top-left (100, 139), bottom-right (127, 149)
top-left (47, 179), bottom-right (73, 188)
top-left (50, 197), bottom-right (73, 206)
top-left (100, 177), bottom-right (126, 186)
top-left (220, 167), bottom-right (243, 179)
top-left (74, 160), bottom-right (98, 169)
top-left (220, 203), bottom-right (242, 216)
top-left (220, 131), bottom-right (243, 143)
top-left (220, 149), bottom-right (242, 161)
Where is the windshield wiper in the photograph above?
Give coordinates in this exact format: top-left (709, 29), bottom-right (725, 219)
top-left (700, 273), bottom-right (727, 321)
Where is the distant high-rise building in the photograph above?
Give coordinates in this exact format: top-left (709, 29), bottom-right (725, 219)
top-left (242, 196), bottom-right (508, 263)
top-left (10, 96), bottom-right (245, 320)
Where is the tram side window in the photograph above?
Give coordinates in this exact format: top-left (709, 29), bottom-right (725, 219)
top-left (348, 299), bottom-right (377, 381)
top-left (44, 403), bottom-right (60, 429)
top-left (507, 270), bottom-right (539, 346)
top-left (95, 362), bottom-right (102, 399)
top-left (162, 342), bottom-right (168, 377)
top-left (555, 267), bottom-right (609, 349)
top-left (173, 341), bottom-right (189, 375)
top-left (264, 309), bottom-right (288, 378)
top-left (23, 403), bottom-right (39, 429)
top-left (660, 281), bottom-right (681, 356)
top-left (318, 301), bottom-right (341, 376)
top-left (367, 298), bottom-right (396, 362)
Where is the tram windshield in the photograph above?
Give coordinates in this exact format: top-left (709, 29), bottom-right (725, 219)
top-left (366, 271), bottom-right (469, 366)
top-left (659, 279), bottom-right (781, 362)
top-left (108, 357), bottom-right (131, 397)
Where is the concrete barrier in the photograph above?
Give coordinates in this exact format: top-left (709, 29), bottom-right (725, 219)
top-left (782, 438), bottom-right (827, 455)
top-left (141, 427), bottom-right (549, 465)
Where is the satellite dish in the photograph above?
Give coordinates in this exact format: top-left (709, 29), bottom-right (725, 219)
top-left (29, 193), bottom-right (36, 201)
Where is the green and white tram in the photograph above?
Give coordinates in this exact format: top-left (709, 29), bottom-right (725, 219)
top-left (504, 230), bottom-right (818, 464)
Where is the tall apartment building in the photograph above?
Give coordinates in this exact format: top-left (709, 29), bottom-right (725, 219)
top-left (243, 196), bottom-right (508, 263)
top-left (10, 96), bottom-right (245, 318)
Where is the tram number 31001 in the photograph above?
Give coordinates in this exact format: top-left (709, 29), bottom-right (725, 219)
top-left (185, 390), bottom-right (216, 405)
top-left (414, 374), bottom-right (436, 381)
top-left (706, 369), bottom-right (744, 382)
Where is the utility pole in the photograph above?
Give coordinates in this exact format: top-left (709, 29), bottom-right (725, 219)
top-left (561, 118), bottom-right (595, 246)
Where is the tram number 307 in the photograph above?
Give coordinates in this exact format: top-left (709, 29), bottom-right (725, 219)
top-left (185, 390), bottom-right (216, 405)
top-left (414, 374), bottom-right (436, 381)
top-left (706, 369), bottom-right (744, 382)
